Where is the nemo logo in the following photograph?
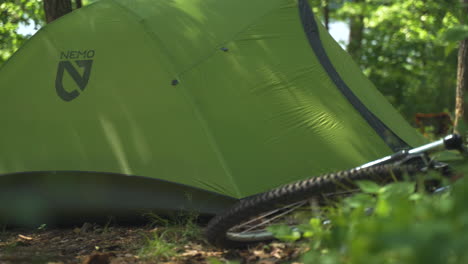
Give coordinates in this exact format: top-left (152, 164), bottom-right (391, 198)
top-left (55, 50), bottom-right (95, 102)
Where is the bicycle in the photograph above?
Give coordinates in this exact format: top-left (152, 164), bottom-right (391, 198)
top-left (204, 134), bottom-right (467, 248)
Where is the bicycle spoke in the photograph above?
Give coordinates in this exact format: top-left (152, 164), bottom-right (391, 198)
top-left (231, 200), bottom-right (308, 233)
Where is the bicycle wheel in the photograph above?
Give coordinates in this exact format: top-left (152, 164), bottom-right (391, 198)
top-left (205, 164), bottom-right (419, 248)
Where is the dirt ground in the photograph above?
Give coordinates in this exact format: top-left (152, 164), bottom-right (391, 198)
top-left (0, 223), bottom-right (307, 264)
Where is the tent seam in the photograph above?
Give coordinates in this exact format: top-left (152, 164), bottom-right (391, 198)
top-left (297, 0), bottom-right (409, 152)
top-left (108, 0), bottom-right (179, 75)
top-left (177, 74), bottom-right (243, 198)
top-left (176, 0), bottom-right (285, 77)
top-left (103, 0), bottom-right (244, 198)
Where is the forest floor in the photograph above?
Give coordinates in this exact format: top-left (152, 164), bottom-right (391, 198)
top-left (0, 223), bottom-right (307, 264)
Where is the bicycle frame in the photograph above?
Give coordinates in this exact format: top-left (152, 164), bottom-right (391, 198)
top-left (205, 134), bottom-right (467, 247)
top-left (357, 134), bottom-right (466, 170)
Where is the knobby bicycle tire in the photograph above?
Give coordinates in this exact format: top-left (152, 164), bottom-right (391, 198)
top-left (205, 164), bottom-right (420, 248)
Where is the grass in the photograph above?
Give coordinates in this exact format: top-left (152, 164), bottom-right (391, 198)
top-left (139, 231), bottom-right (178, 261)
top-left (138, 212), bottom-right (204, 262)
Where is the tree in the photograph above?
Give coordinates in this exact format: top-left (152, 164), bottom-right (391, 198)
top-left (0, 0), bottom-right (44, 64)
top-left (454, 0), bottom-right (468, 133)
top-left (308, 0), bottom-right (343, 32)
top-left (328, 0), bottom-right (459, 123)
top-left (43, 0), bottom-right (72, 24)
top-left (0, 0), bottom-right (89, 66)
top-left (43, 0), bottom-right (86, 23)
top-left (347, 0), bottom-right (364, 62)
top-left (323, 0), bottom-right (330, 30)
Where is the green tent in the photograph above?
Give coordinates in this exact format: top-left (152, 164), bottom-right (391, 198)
top-left (0, 0), bottom-right (425, 224)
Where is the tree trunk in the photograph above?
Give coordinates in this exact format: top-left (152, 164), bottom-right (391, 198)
top-left (454, 0), bottom-right (468, 133)
top-left (76, 0), bottom-right (83, 9)
top-left (43, 0), bottom-right (72, 23)
top-left (323, 0), bottom-right (330, 31)
top-left (454, 40), bottom-right (468, 131)
top-left (347, 0), bottom-right (364, 62)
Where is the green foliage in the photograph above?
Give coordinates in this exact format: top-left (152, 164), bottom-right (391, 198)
top-left (0, 0), bottom-right (44, 65)
top-left (0, 0), bottom-right (97, 67)
top-left (311, 0), bottom-right (460, 122)
top-left (442, 25), bottom-right (468, 42)
top-left (359, 0), bottom-right (458, 120)
top-left (271, 171), bottom-right (468, 264)
top-left (307, 0), bottom-right (346, 20)
top-left (267, 224), bottom-right (302, 242)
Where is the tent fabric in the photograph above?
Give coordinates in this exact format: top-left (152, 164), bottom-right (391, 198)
top-left (0, 0), bottom-right (425, 222)
top-left (298, 0), bottom-right (408, 151)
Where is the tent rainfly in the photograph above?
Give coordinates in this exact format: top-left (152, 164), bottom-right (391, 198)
top-left (0, 0), bottom-right (425, 225)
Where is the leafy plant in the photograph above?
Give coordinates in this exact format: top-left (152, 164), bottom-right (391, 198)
top-left (270, 167), bottom-right (468, 264)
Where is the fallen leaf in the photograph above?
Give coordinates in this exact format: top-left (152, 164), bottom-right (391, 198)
top-left (252, 249), bottom-right (270, 259)
top-left (18, 234), bottom-right (33, 240)
top-left (271, 247), bottom-right (284, 259)
top-left (181, 250), bottom-right (201, 257)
